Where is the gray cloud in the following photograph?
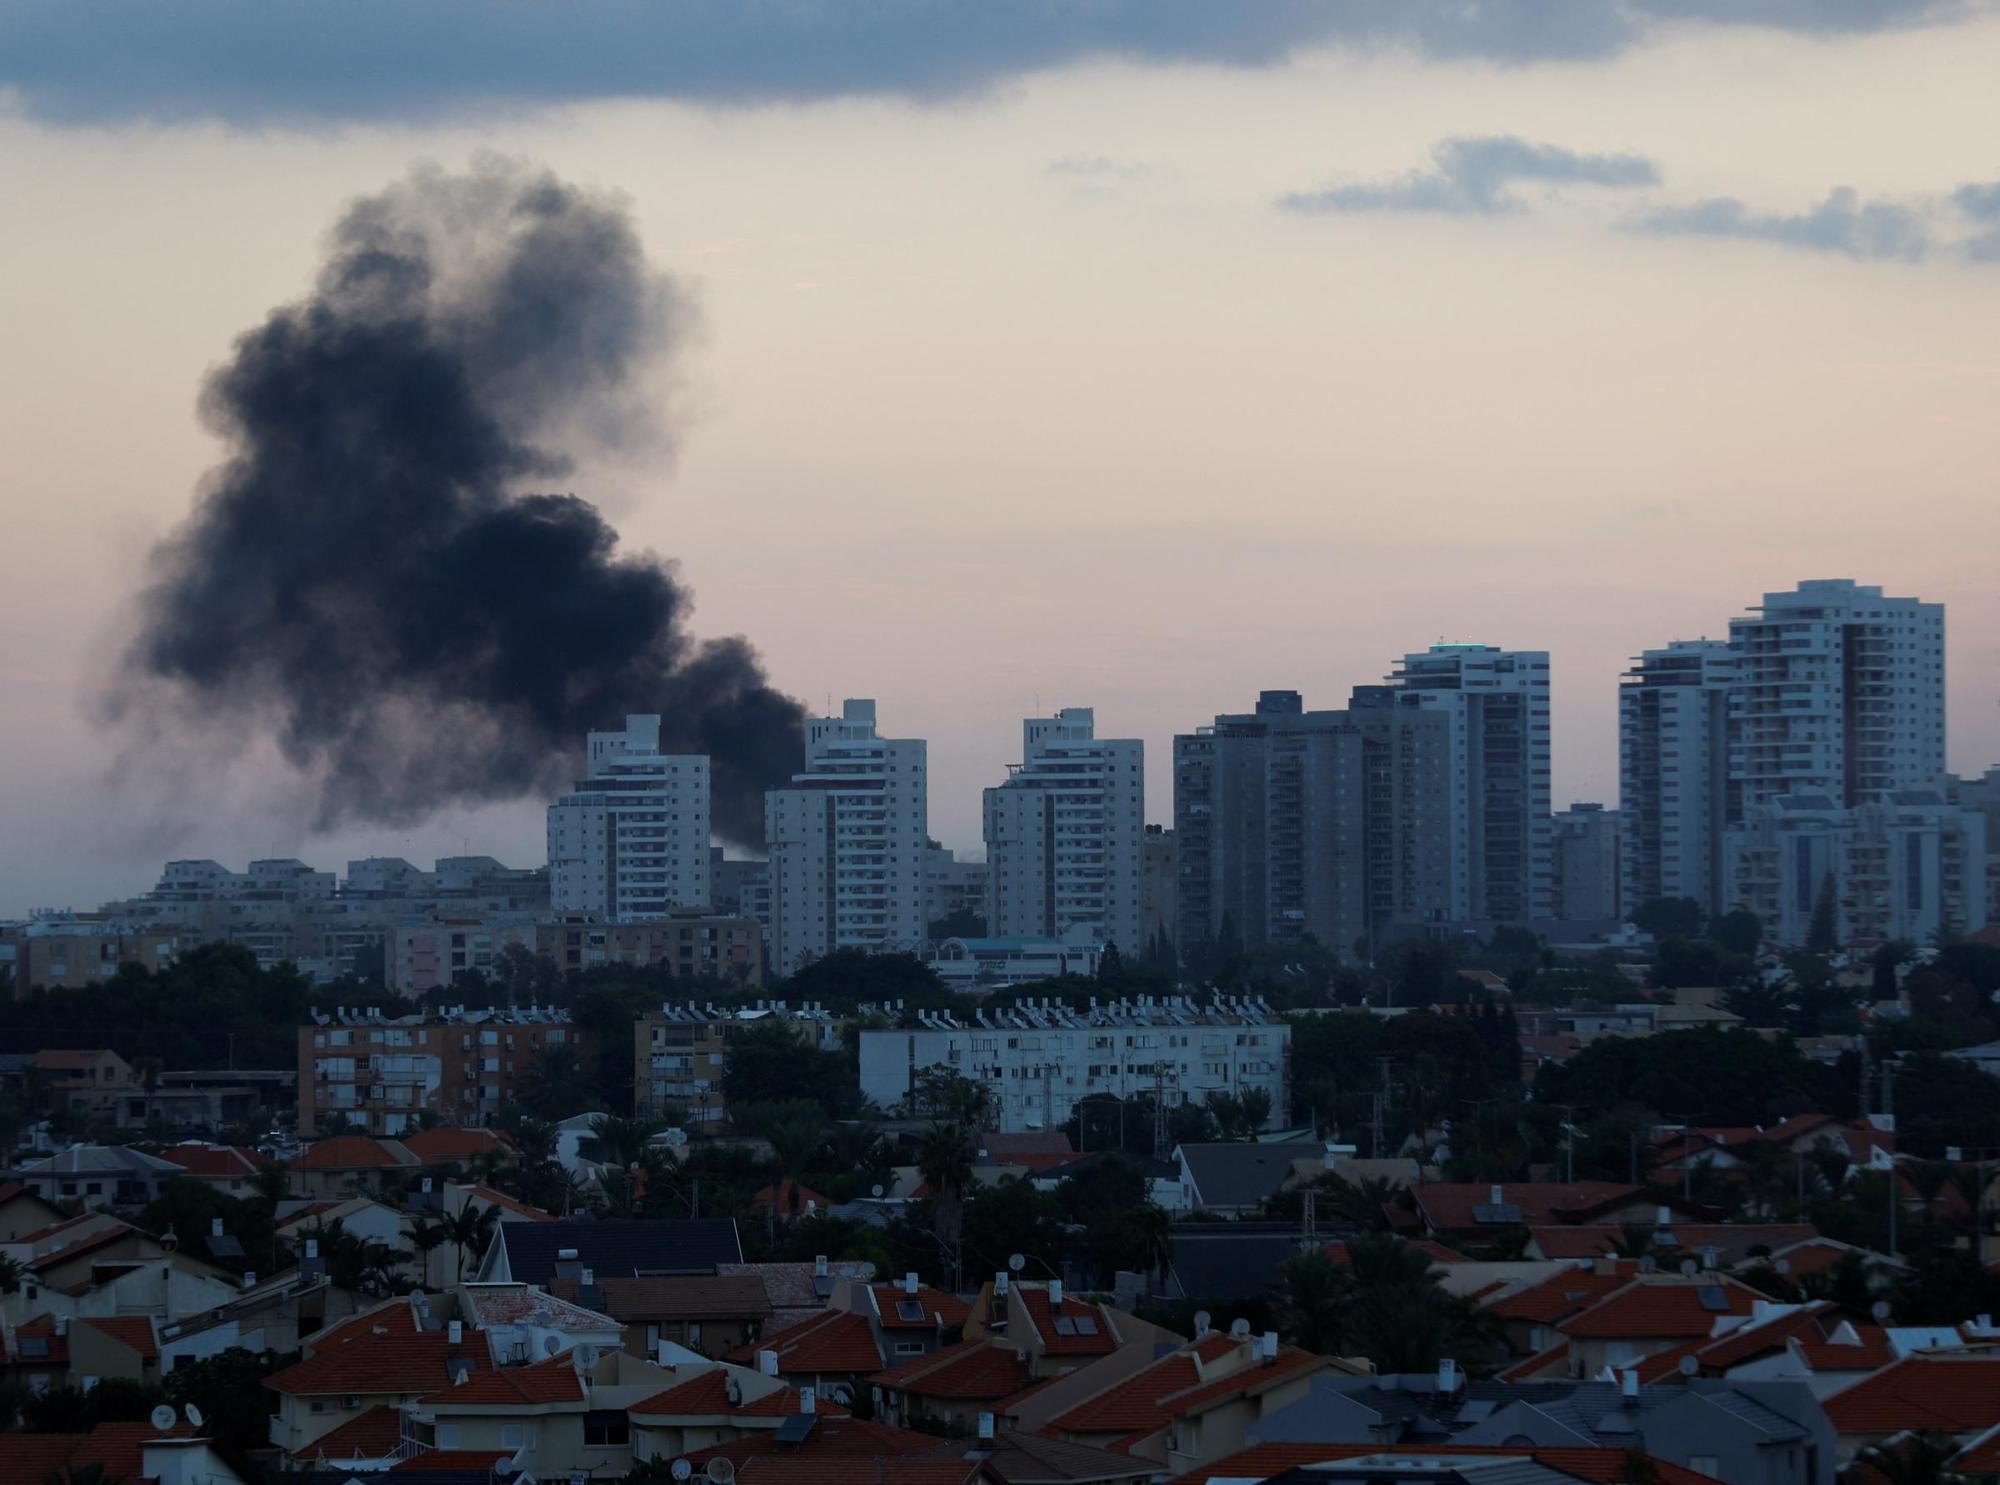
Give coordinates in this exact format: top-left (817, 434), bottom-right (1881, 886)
top-left (1955, 179), bottom-right (2000, 261)
top-left (1279, 135), bottom-right (1660, 216)
top-left (1629, 187), bottom-right (1931, 261)
top-left (1048, 156), bottom-right (1153, 183)
top-left (0, 0), bottom-right (1971, 126)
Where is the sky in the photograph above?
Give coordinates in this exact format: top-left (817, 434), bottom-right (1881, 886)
top-left (3, 1), bottom-right (1999, 916)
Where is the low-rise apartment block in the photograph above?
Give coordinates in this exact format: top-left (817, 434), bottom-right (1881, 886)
top-left (858, 996), bottom-right (1289, 1133)
top-left (298, 1007), bottom-right (596, 1136)
top-left (633, 1002), bottom-right (841, 1124)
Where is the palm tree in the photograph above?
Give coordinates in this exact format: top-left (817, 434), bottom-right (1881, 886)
top-left (580, 1114), bottom-right (663, 1172)
top-left (1281, 1251), bottom-right (1349, 1354)
top-left (762, 1112), bottom-right (826, 1240)
top-left (1125, 1202), bottom-right (1174, 1294)
top-left (1317, 1174), bottom-right (1398, 1233)
top-left (446, 1201), bottom-right (500, 1279)
top-left (408, 1215), bottom-right (450, 1286)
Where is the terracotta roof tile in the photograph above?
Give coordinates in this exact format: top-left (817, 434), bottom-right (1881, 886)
top-left (1484, 1266), bottom-right (1633, 1324)
top-left (78, 1315), bottom-right (158, 1359)
top-left (1823, 1355), bottom-right (2000, 1434)
top-left (1018, 1289), bottom-right (1116, 1356)
top-left (726, 1309), bottom-right (882, 1375)
top-left (1165, 1346), bottom-right (1322, 1416)
top-left (751, 1180), bottom-right (835, 1214)
top-left (1415, 1182), bottom-right (1655, 1231)
top-left (631, 1369), bottom-right (846, 1418)
top-left (0, 1435), bottom-right (90, 1485)
top-left (292, 1136), bottom-right (417, 1172)
top-left (157, 1143), bottom-right (269, 1179)
top-left (683, 1418), bottom-right (938, 1469)
top-left (1046, 1335), bottom-right (1238, 1435)
top-left (1559, 1279), bottom-right (1755, 1339)
top-left (420, 1354), bottom-right (583, 1406)
top-left (267, 1304), bottom-right (486, 1396)
top-left (872, 1283), bottom-right (972, 1331)
top-left (299, 1406), bottom-right (405, 1460)
top-left (873, 1339), bottom-right (1034, 1400)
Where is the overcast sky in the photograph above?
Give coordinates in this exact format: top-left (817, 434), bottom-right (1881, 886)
top-left (3, 2), bottom-right (1999, 915)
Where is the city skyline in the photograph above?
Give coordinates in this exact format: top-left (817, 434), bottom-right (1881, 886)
top-left (6, 10), bottom-right (2000, 917)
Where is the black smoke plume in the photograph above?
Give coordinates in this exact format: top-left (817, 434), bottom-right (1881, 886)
top-left (121, 159), bottom-right (803, 846)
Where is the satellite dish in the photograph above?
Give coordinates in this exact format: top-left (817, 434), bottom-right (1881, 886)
top-left (707, 1459), bottom-right (737, 1484)
top-left (543, 1334), bottom-right (562, 1355)
top-left (150, 1405), bottom-right (178, 1432)
top-left (673, 1464), bottom-right (693, 1482)
top-left (1008, 1253), bottom-right (1025, 1273)
top-left (1194, 1310), bottom-right (1212, 1333)
top-left (495, 1461), bottom-right (518, 1479)
top-left (1677, 1355), bottom-right (1700, 1378)
top-left (1775, 1259), bottom-right (1791, 1275)
top-left (872, 1184), bottom-right (885, 1199)
top-left (1679, 1259), bottom-right (1697, 1277)
top-left (160, 1227), bottom-right (179, 1253)
top-left (184, 1402), bottom-right (205, 1429)
top-left (1872, 1300), bottom-right (1891, 1321)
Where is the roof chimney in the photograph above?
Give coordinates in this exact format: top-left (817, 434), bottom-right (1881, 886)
top-left (815, 1254), bottom-right (828, 1278)
top-left (905, 1272), bottom-right (919, 1295)
top-left (448, 1319), bottom-right (463, 1345)
top-left (210, 1217), bottom-right (224, 1237)
top-left (801, 1388), bottom-right (816, 1415)
top-left (581, 1267), bottom-right (594, 1286)
top-left (758, 1350), bottom-right (780, 1377)
top-left (978, 1413), bottom-right (995, 1440)
top-left (1657, 1206), bottom-right (1671, 1225)
top-left (1489, 1185), bottom-right (1504, 1205)
top-left (995, 1272), bottom-right (1009, 1296)
top-left (242, 1271), bottom-right (257, 1288)
top-left (1620, 1369), bottom-right (1638, 1400)
top-left (1049, 1279), bottom-right (1062, 1305)
top-left (1261, 1330), bottom-right (1279, 1361)
top-left (1438, 1358), bottom-right (1459, 1394)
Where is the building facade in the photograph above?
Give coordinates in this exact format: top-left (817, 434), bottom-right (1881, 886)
top-left (858, 999), bottom-right (1289, 1132)
top-left (297, 1010), bottom-right (596, 1136)
top-left (984, 708), bottom-right (1144, 952)
top-left (1728, 579), bottom-right (1945, 814)
top-left (1382, 644), bottom-right (1553, 925)
top-left (765, 700), bottom-right (928, 974)
top-left (1552, 803), bottom-right (1622, 923)
top-left (1140, 825), bottom-right (1177, 955)
top-left (1620, 639), bottom-right (1736, 917)
top-left (549, 715), bottom-right (713, 919)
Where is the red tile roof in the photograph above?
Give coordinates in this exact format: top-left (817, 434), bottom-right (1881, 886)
top-left (13, 1212), bottom-right (115, 1247)
top-left (1046, 1334), bottom-right (1239, 1436)
top-left (734, 1462), bottom-right (980, 1485)
top-left (463, 1185), bottom-right (553, 1221)
top-left (1528, 1223), bottom-right (1818, 1261)
top-left (393, 1451), bottom-right (513, 1473)
top-left (1414, 1182), bottom-right (1657, 1231)
top-left (267, 1303), bottom-right (486, 1395)
top-left (77, 1315), bottom-right (158, 1359)
top-left (10, 1314), bottom-right (73, 1365)
top-left (421, 1354), bottom-right (583, 1405)
top-left (1559, 1280), bottom-right (1756, 1339)
top-left (1823, 1355), bottom-right (2000, 1434)
top-left (299, 1406), bottom-right (405, 1460)
top-left (0, 1435), bottom-right (90, 1485)
top-left (683, 1419), bottom-right (947, 1473)
top-left (727, 1309), bottom-right (882, 1375)
top-left (1018, 1289), bottom-right (1117, 1356)
top-left (631, 1369), bottom-right (847, 1419)
top-left (157, 1143), bottom-right (268, 1179)
top-left (402, 1128), bottom-right (514, 1164)
top-left (872, 1282), bottom-right (972, 1331)
top-left (1164, 1346), bottom-right (1323, 1416)
top-left (1484, 1266), bottom-right (1633, 1324)
top-left (66, 1420), bottom-right (200, 1482)
top-left (1953, 1422), bottom-right (2000, 1473)
top-left (1497, 1339), bottom-right (1570, 1382)
top-left (28, 1225), bottom-right (144, 1273)
top-left (292, 1136), bottom-right (416, 1171)
top-left (1174, 1442), bottom-right (1723, 1485)
top-left (873, 1339), bottom-right (1034, 1400)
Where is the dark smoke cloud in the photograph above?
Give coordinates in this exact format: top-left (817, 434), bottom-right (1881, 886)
top-left (120, 159), bottom-right (803, 847)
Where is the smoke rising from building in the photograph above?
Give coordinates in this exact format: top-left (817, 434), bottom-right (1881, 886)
top-left (118, 159), bottom-right (803, 847)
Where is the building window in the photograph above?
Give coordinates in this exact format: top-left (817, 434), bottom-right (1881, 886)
top-left (584, 1411), bottom-right (630, 1447)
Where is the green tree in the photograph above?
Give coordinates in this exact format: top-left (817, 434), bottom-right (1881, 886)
top-left (1633, 897), bottom-right (1705, 941)
top-left (918, 1121), bottom-right (975, 1289)
top-left (1806, 872), bottom-right (1840, 955)
top-left (162, 1347), bottom-right (294, 1453)
top-left (1710, 910), bottom-right (1764, 957)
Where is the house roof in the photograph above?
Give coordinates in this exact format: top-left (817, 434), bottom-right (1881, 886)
top-left (8, 1315), bottom-right (72, 1366)
top-left (1177, 1143), bottom-right (1325, 1209)
top-left (17, 1145), bottom-right (182, 1178)
top-left (1484, 1266), bottom-right (1635, 1325)
top-left (1166, 1346), bottom-right (1324, 1416)
top-left (77, 1315), bottom-right (159, 1359)
top-left (419, 1353), bottom-right (585, 1406)
top-left (916, 1430), bottom-right (1156, 1485)
top-left (1046, 1334), bottom-right (1240, 1437)
top-left (156, 1143), bottom-right (268, 1179)
top-left (492, 1217), bottom-right (743, 1284)
top-left (458, 1285), bottom-right (619, 1334)
top-left (64, 1420), bottom-right (201, 1483)
top-left (460, 1184), bottom-right (554, 1221)
top-left (631, 1369), bottom-right (847, 1419)
top-left (682, 1417), bottom-right (938, 1470)
top-left (300, 1405), bottom-right (405, 1460)
top-left (391, 1450), bottom-right (513, 1473)
top-left (871, 1281), bottom-right (972, 1331)
top-left (265, 1302), bottom-right (487, 1396)
top-left (1016, 1289), bottom-right (1115, 1357)
top-left (1822, 1354), bottom-right (2000, 1434)
top-left (1174, 1442), bottom-right (1723, 1485)
top-left (1558, 1279), bottom-right (1756, 1339)
top-left (1413, 1183), bottom-right (1656, 1232)
top-left (726, 1308), bottom-right (883, 1375)
top-left (550, 1273), bottom-right (773, 1321)
top-left (1526, 1224), bottom-right (1817, 1262)
top-left (873, 1338), bottom-right (1034, 1400)
top-left (0, 1435), bottom-right (92, 1485)
top-left (29, 1049), bottom-right (118, 1072)
top-left (402, 1127), bottom-right (514, 1164)
top-left (292, 1135), bottom-right (419, 1172)
top-left (719, 1259), bottom-right (877, 1314)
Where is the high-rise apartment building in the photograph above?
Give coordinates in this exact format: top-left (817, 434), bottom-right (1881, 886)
top-left (1552, 804), bottom-right (1622, 922)
top-left (1140, 825), bottom-right (1177, 953)
top-left (1728, 579), bottom-right (1944, 813)
top-left (1173, 690), bottom-right (1453, 964)
top-left (765, 699), bottom-right (928, 974)
top-left (1382, 644), bottom-right (1553, 924)
top-left (984, 708), bottom-right (1144, 951)
top-left (548, 715), bottom-right (712, 919)
top-left (1620, 640), bottom-right (1736, 917)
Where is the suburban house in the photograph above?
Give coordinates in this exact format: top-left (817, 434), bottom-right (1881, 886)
top-left (548, 1272), bottom-right (773, 1360)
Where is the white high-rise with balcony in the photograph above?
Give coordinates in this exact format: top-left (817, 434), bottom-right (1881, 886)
top-left (548, 715), bottom-right (712, 919)
top-left (1620, 640), bottom-right (1737, 917)
top-left (765, 699), bottom-right (928, 974)
top-left (1728, 579), bottom-right (1944, 812)
top-left (984, 708), bottom-right (1144, 951)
